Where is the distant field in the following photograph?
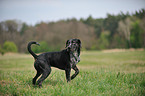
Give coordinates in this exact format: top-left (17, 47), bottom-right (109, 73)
top-left (0, 50), bottom-right (145, 95)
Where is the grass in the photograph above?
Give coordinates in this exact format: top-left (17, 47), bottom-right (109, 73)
top-left (0, 50), bottom-right (145, 96)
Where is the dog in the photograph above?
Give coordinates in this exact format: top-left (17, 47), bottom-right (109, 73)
top-left (27, 39), bottom-right (81, 87)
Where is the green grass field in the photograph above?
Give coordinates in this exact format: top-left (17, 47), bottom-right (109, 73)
top-left (0, 50), bottom-right (145, 96)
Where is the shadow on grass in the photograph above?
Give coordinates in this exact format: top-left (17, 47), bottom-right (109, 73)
top-left (44, 78), bottom-right (65, 86)
top-left (26, 78), bottom-right (64, 88)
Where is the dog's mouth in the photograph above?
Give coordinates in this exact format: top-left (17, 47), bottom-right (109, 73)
top-left (70, 47), bottom-right (77, 52)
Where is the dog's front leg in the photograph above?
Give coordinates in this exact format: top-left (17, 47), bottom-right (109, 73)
top-left (65, 68), bottom-right (71, 82)
top-left (71, 65), bottom-right (79, 80)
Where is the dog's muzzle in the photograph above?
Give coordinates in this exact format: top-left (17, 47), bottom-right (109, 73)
top-left (67, 43), bottom-right (78, 52)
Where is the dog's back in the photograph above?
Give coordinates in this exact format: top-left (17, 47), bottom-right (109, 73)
top-left (36, 49), bottom-right (70, 70)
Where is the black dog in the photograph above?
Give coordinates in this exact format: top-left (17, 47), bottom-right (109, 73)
top-left (27, 39), bottom-right (81, 87)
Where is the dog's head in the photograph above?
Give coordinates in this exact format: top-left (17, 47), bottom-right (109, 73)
top-left (66, 39), bottom-right (81, 54)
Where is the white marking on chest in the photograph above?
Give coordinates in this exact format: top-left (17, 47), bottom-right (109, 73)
top-left (70, 51), bottom-right (80, 68)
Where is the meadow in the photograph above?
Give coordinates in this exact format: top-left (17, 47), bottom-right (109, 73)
top-left (0, 50), bottom-right (145, 96)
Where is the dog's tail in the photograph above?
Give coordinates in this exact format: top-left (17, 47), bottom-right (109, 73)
top-left (27, 41), bottom-right (40, 59)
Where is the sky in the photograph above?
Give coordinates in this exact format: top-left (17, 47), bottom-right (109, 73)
top-left (0, 0), bottom-right (145, 25)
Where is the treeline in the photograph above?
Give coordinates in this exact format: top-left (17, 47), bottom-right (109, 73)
top-left (0, 9), bottom-right (145, 53)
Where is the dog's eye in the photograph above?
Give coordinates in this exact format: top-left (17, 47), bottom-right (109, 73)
top-left (68, 42), bottom-right (71, 46)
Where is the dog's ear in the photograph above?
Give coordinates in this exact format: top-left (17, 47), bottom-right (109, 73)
top-left (65, 40), bottom-right (69, 48)
top-left (77, 39), bottom-right (81, 56)
top-left (77, 39), bottom-right (81, 48)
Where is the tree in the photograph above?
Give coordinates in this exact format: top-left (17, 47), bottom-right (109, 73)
top-left (135, 9), bottom-right (145, 19)
top-left (97, 31), bottom-right (110, 49)
top-left (117, 17), bottom-right (132, 48)
top-left (3, 20), bottom-right (18, 33)
top-left (139, 17), bottom-right (145, 47)
top-left (104, 14), bottom-right (118, 36)
top-left (20, 23), bottom-right (29, 35)
top-left (131, 20), bottom-right (144, 48)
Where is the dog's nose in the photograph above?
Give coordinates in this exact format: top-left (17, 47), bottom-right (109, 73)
top-left (74, 43), bottom-right (76, 45)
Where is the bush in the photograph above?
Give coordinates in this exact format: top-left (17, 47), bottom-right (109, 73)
top-left (32, 41), bottom-right (49, 53)
top-left (97, 31), bottom-right (109, 49)
top-left (3, 41), bottom-right (18, 52)
top-left (0, 45), bottom-right (5, 55)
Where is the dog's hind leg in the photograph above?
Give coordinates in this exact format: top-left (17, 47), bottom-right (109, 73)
top-left (71, 65), bottom-right (79, 80)
top-left (33, 61), bottom-right (42, 85)
top-left (37, 65), bottom-right (51, 88)
top-left (33, 71), bottom-right (42, 85)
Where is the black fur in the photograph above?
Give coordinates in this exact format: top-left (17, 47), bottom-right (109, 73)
top-left (27, 39), bottom-right (81, 87)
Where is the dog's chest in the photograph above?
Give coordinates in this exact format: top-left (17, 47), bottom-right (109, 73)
top-left (70, 51), bottom-right (80, 68)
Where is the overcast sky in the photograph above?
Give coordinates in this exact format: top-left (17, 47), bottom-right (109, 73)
top-left (0, 0), bottom-right (145, 25)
